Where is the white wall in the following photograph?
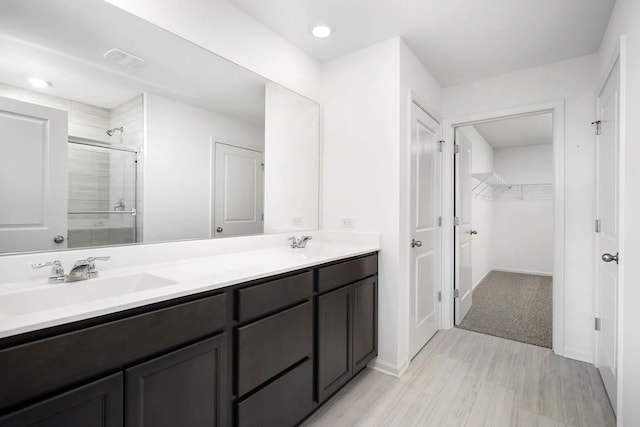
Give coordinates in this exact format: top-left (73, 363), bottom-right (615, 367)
top-left (598, 0), bottom-right (640, 423)
top-left (104, 0), bottom-right (319, 101)
top-left (144, 93), bottom-right (264, 243)
top-left (457, 126), bottom-right (494, 288)
top-left (321, 38), bottom-right (401, 374)
top-left (264, 82), bottom-right (319, 233)
top-left (443, 54), bottom-right (598, 362)
top-left (322, 37), bottom-right (442, 375)
top-left (494, 145), bottom-right (554, 184)
top-left (492, 145), bottom-right (554, 275)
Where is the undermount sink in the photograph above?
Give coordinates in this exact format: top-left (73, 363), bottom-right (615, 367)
top-left (0, 273), bottom-right (177, 316)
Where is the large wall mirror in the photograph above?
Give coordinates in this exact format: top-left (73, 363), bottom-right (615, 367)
top-left (0, 0), bottom-right (320, 255)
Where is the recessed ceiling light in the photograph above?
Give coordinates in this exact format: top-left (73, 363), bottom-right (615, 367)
top-left (28, 77), bottom-right (52, 88)
top-left (311, 25), bottom-right (333, 38)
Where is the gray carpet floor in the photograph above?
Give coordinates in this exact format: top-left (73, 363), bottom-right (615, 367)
top-left (457, 270), bottom-right (552, 348)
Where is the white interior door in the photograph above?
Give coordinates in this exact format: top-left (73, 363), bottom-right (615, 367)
top-left (455, 128), bottom-right (473, 325)
top-left (409, 102), bottom-right (442, 358)
top-left (213, 142), bottom-right (263, 238)
top-left (0, 96), bottom-right (68, 253)
top-left (595, 59), bottom-right (620, 412)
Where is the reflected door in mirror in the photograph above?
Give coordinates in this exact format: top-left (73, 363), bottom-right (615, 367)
top-left (213, 143), bottom-right (264, 238)
top-left (0, 96), bottom-right (68, 253)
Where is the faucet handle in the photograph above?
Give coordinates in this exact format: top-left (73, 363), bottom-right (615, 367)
top-left (32, 260), bottom-right (62, 269)
top-left (288, 236), bottom-right (299, 248)
top-left (87, 256), bottom-right (111, 263)
top-left (31, 260), bottom-right (65, 283)
top-left (86, 256), bottom-right (110, 276)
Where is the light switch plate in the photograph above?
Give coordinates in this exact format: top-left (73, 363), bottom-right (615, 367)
top-left (292, 216), bottom-right (303, 226)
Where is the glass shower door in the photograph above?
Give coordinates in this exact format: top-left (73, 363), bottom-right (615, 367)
top-left (67, 141), bottom-right (138, 248)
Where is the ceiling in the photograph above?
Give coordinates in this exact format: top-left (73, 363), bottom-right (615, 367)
top-left (0, 0), bottom-right (267, 124)
top-left (229, 0), bottom-right (615, 87)
top-left (473, 113), bottom-right (552, 149)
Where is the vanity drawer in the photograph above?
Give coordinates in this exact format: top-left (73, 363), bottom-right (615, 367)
top-left (236, 359), bottom-right (312, 427)
top-left (236, 271), bottom-right (313, 321)
top-left (0, 293), bottom-right (227, 412)
top-left (317, 253), bottom-right (378, 294)
top-left (236, 301), bottom-right (312, 396)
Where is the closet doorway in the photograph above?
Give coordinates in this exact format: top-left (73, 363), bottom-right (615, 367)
top-left (453, 112), bottom-right (555, 348)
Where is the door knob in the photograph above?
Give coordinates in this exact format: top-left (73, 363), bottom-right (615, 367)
top-left (411, 239), bottom-right (422, 248)
top-left (601, 252), bottom-right (619, 264)
top-left (216, 227), bottom-right (223, 233)
top-left (53, 235), bottom-right (65, 244)
top-left (470, 230), bottom-right (478, 235)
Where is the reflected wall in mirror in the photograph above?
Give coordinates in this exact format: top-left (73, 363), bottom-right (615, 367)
top-left (0, 0), bottom-right (319, 255)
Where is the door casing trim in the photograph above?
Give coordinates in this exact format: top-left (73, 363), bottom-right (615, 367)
top-left (441, 99), bottom-right (566, 357)
top-left (594, 35), bottom-right (626, 419)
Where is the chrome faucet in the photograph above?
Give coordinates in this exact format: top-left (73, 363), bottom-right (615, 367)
top-left (32, 257), bottom-right (111, 283)
top-left (288, 235), bottom-right (312, 249)
top-left (31, 260), bottom-right (66, 284)
top-left (67, 256), bottom-right (111, 282)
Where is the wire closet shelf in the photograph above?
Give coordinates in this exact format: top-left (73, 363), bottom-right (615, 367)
top-left (472, 172), bottom-right (552, 201)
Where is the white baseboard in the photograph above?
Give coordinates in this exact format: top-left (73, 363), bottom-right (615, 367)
top-left (369, 358), bottom-right (409, 378)
top-left (473, 269), bottom-right (493, 289)
top-left (563, 348), bottom-right (593, 364)
top-left (492, 266), bottom-right (553, 277)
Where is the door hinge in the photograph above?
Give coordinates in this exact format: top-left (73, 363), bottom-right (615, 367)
top-left (591, 120), bottom-right (602, 136)
top-left (595, 219), bottom-right (601, 233)
top-left (261, 163), bottom-right (265, 171)
top-left (437, 291), bottom-right (442, 302)
top-left (454, 216), bottom-right (461, 226)
top-left (261, 213), bottom-right (264, 221)
top-left (453, 289), bottom-right (460, 298)
top-left (437, 216), bottom-right (442, 227)
top-left (438, 140), bottom-right (445, 152)
top-left (595, 317), bottom-right (601, 331)
top-left (454, 144), bottom-right (461, 154)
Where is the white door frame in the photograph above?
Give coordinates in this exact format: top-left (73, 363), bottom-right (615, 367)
top-left (594, 36), bottom-right (626, 419)
top-left (407, 94), bottom-right (443, 359)
top-left (404, 91), bottom-right (444, 362)
top-left (441, 99), bottom-right (566, 356)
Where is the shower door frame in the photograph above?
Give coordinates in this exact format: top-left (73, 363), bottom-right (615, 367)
top-left (68, 137), bottom-right (140, 244)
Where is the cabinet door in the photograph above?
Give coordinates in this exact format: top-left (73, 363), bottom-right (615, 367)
top-left (0, 373), bottom-right (123, 427)
top-left (125, 334), bottom-right (227, 427)
top-left (352, 277), bottom-right (378, 373)
top-left (317, 285), bottom-right (351, 403)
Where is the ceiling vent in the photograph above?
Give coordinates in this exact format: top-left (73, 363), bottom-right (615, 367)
top-left (103, 48), bottom-right (146, 68)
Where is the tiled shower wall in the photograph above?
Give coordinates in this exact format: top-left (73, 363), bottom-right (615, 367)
top-left (110, 95), bottom-right (144, 242)
top-left (67, 145), bottom-right (137, 248)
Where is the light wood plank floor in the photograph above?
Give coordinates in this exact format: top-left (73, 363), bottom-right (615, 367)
top-left (302, 328), bottom-right (615, 427)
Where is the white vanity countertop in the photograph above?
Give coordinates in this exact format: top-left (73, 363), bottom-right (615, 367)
top-left (0, 240), bottom-right (379, 340)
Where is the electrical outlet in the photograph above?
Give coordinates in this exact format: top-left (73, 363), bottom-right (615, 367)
top-left (292, 216), bottom-right (303, 226)
top-left (341, 217), bottom-right (356, 228)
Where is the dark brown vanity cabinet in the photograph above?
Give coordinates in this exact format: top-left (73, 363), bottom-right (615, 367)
top-left (0, 373), bottom-right (123, 427)
top-left (234, 271), bottom-right (314, 427)
top-left (0, 252), bottom-right (378, 427)
top-left (0, 292), bottom-right (228, 427)
top-left (125, 334), bottom-right (227, 427)
top-left (317, 255), bottom-right (378, 403)
top-left (0, 335), bottom-right (228, 427)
